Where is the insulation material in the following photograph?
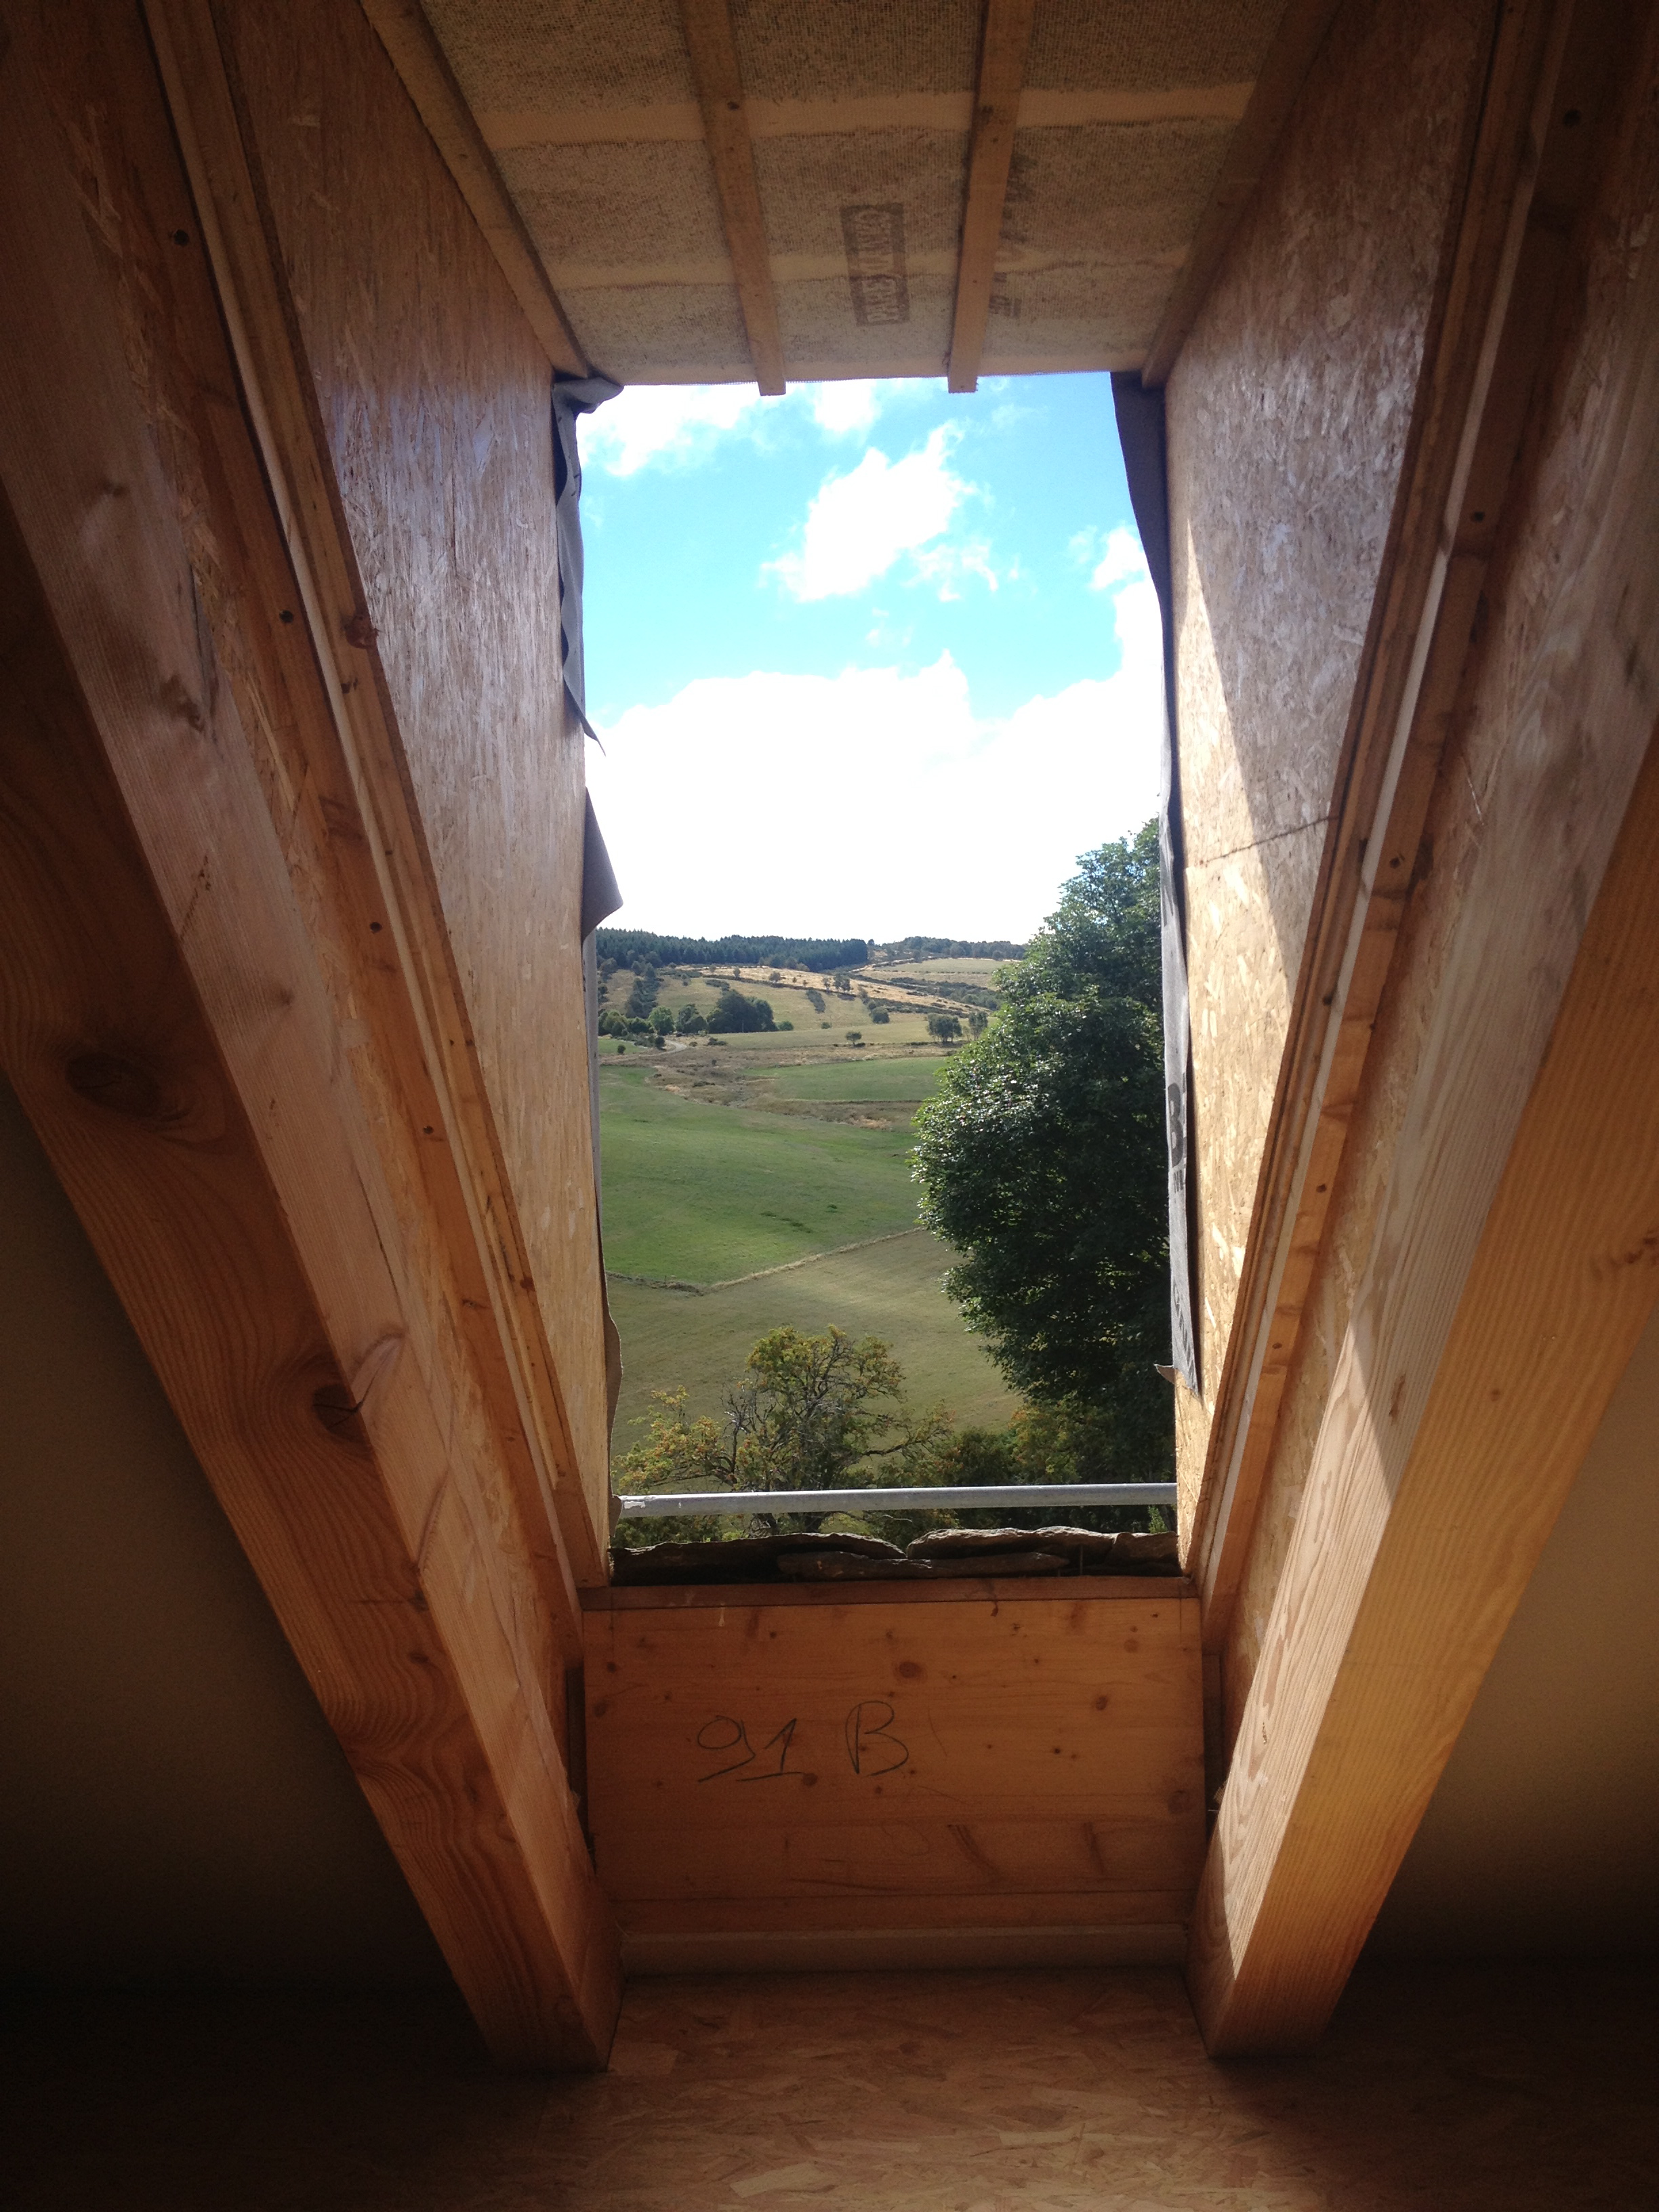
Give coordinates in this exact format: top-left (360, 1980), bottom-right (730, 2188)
top-left (500, 138), bottom-right (730, 281)
top-left (1001, 118), bottom-right (1234, 259)
top-left (1026, 0), bottom-right (1288, 91)
top-left (423, 0), bottom-right (697, 112)
top-left (731, 0), bottom-right (983, 100)
top-left (413, 0), bottom-right (1300, 381)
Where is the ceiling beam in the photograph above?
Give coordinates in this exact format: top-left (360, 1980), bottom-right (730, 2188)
top-left (358, 0), bottom-right (589, 375)
top-left (948, 0), bottom-right (1039, 394)
top-left (679, 0), bottom-right (786, 394)
top-left (1187, 1), bottom-right (1659, 2052)
top-left (1141, 0), bottom-right (1345, 386)
top-left (0, 0), bottom-right (619, 2066)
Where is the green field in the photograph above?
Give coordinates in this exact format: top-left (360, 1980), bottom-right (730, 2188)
top-left (598, 954), bottom-right (1019, 1448)
top-left (769, 1057), bottom-right (948, 1104)
top-left (608, 1229), bottom-right (1016, 1443)
top-left (599, 1067), bottom-right (918, 1284)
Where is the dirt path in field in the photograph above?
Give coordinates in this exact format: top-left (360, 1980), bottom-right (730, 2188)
top-left (606, 1223), bottom-right (933, 1296)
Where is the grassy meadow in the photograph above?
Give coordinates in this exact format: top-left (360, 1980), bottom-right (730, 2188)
top-left (596, 953), bottom-right (1014, 1450)
top-left (607, 1229), bottom-right (1017, 1443)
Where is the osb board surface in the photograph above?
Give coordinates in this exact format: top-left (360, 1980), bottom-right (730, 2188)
top-left (1220, 16), bottom-right (1659, 1745)
top-left (9, 1965), bottom-right (1658, 2207)
top-left (1166, 0), bottom-right (1486, 1515)
top-left (417, 0), bottom-right (1292, 378)
top-left (586, 1596), bottom-right (1203, 1933)
top-left (222, 0), bottom-right (610, 1528)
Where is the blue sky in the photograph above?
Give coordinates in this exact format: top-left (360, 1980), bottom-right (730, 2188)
top-left (579, 372), bottom-right (1162, 944)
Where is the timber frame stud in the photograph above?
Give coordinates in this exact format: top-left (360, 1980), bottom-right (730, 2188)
top-left (0, 0), bottom-right (620, 2065)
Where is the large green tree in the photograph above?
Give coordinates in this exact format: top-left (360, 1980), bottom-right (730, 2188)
top-left (912, 822), bottom-right (1170, 1475)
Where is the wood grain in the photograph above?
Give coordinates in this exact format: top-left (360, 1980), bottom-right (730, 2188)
top-left (1190, 0), bottom-right (1589, 1646)
top-left (152, 0), bottom-right (613, 1583)
top-left (946, 0), bottom-right (1038, 394)
top-left (586, 1597), bottom-right (1203, 1948)
top-left (1188, 3), bottom-right (1659, 2047)
top-left (0, 0), bottom-right (619, 2065)
top-left (358, 0), bottom-right (590, 374)
top-left (679, 0), bottom-right (785, 393)
top-left (1166, 0), bottom-right (1493, 1538)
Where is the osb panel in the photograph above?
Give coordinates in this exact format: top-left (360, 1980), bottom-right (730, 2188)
top-left (221, 0), bottom-right (611, 1536)
top-left (12, 1965), bottom-right (1658, 2207)
top-left (586, 1595), bottom-right (1204, 1936)
top-left (1222, 33), bottom-right (1659, 1745)
top-left (1166, 0), bottom-right (1486, 1493)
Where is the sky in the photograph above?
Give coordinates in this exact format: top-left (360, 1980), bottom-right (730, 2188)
top-left (579, 371), bottom-right (1162, 946)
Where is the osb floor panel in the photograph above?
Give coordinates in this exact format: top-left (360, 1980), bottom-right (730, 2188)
top-left (6, 1964), bottom-right (1654, 2209)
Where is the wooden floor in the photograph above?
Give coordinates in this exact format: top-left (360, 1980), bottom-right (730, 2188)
top-left (6, 1963), bottom-right (1653, 2207)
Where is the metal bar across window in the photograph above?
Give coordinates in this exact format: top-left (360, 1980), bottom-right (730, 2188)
top-left (614, 1483), bottom-right (1178, 1519)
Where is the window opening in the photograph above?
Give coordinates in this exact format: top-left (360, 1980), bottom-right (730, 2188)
top-left (577, 373), bottom-right (1179, 1586)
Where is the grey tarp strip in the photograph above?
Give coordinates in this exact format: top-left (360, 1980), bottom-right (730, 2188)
top-left (554, 371), bottom-right (627, 1447)
top-left (1111, 372), bottom-right (1198, 1393)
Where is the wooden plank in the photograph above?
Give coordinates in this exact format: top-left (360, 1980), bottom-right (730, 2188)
top-left (946, 0), bottom-right (1038, 394)
top-left (1189, 0), bottom-right (1591, 1647)
top-left (0, 0), bottom-right (619, 2066)
top-left (586, 1597), bottom-right (1203, 1938)
top-left (616, 1891), bottom-right (1194, 1936)
top-left (1141, 0), bottom-right (1345, 386)
top-left (621, 1923), bottom-right (1190, 1972)
top-left (357, 0), bottom-right (588, 374)
top-left (678, 0), bottom-right (785, 394)
top-left (146, 0), bottom-right (611, 1588)
top-left (585, 1574), bottom-right (1195, 1611)
top-left (1187, 3), bottom-right (1659, 2046)
top-left (478, 85), bottom-right (1255, 152)
top-left (599, 1821), bottom-right (1204, 1903)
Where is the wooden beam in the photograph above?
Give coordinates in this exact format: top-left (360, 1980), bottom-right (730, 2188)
top-left (1187, 3), bottom-right (1659, 2051)
top-left (357, 0), bottom-right (590, 375)
top-left (1189, 0), bottom-right (1591, 1648)
top-left (678, 0), bottom-right (785, 394)
top-left (1141, 0), bottom-right (1345, 386)
top-left (0, 1), bottom-right (619, 2064)
top-left (146, 0), bottom-right (611, 1593)
top-left (947, 0), bottom-right (1038, 394)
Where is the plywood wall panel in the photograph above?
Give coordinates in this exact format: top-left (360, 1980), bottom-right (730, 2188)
top-left (1218, 15), bottom-right (1659, 1749)
top-left (218, 0), bottom-right (610, 1538)
top-left (586, 1593), bottom-right (1204, 1944)
top-left (1165, 0), bottom-right (1487, 1517)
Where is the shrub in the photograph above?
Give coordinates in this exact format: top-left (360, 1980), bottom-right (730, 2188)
top-left (777, 1019), bottom-right (794, 1030)
top-left (846, 1029), bottom-right (861, 1039)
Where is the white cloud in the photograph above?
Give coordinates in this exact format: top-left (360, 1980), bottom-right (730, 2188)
top-left (768, 427), bottom-right (979, 601)
top-left (579, 384), bottom-right (764, 476)
top-left (586, 562), bottom-right (1163, 942)
top-left (1089, 524), bottom-right (1149, 592)
top-left (809, 380), bottom-right (884, 436)
top-left (579, 376), bottom-right (928, 476)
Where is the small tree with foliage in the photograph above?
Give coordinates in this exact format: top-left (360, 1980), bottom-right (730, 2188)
top-left (926, 1012), bottom-right (962, 1044)
top-left (614, 1327), bottom-right (947, 1538)
top-left (912, 823), bottom-right (1169, 1476)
